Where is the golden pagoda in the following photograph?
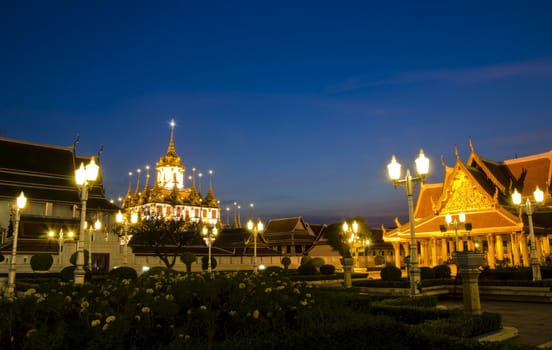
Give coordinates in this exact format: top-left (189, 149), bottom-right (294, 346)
top-left (121, 119), bottom-right (220, 223)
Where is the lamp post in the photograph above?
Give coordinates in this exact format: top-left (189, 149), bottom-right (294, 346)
top-left (512, 186), bottom-right (544, 282)
top-left (247, 219), bottom-right (264, 273)
top-left (4, 192), bottom-right (27, 297)
top-left (444, 212), bottom-right (473, 251)
top-left (74, 158), bottom-right (99, 285)
top-left (85, 218), bottom-right (102, 270)
top-left (342, 220), bottom-right (359, 266)
top-left (202, 222), bottom-right (218, 274)
top-left (116, 210), bottom-right (137, 264)
top-left (48, 228), bottom-right (75, 265)
top-left (387, 149), bottom-right (429, 297)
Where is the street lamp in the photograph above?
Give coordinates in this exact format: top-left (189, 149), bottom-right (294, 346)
top-left (85, 218), bottom-right (102, 270)
top-left (202, 221), bottom-right (218, 274)
top-left (512, 186), bottom-right (544, 282)
top-left (387, 149), bottom-right (429, 297)
top-left (4, 192), bottom-right (27, 297)
top-left (443, 212), bottom-right (472, 251)
top-left (342, 220), bottom-right (359, 264)
top-left (247, 219), bottom-right (264, 272)
top-left (48, 228), bottom-right (75, 265)
top-left (74, 158), bottom-right (99, 285)
top-left (116, 210), bottom-right (137, 264)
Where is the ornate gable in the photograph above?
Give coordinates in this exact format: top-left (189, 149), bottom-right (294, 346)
top-left (439, 163), bottom-right (494, 214)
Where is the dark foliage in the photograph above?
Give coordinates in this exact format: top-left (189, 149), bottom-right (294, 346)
top-left (108, 266), bottom-right (138, 281)
top-left (30, 253), bottom-right (53, 271)
top-left (380, 264), bottom-right (402, 281)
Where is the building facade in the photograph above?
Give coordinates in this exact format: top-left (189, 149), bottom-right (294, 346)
top-left (383, 141), bottom-right (552, 270)
top-left (0, 137), bottom-right (119, 272)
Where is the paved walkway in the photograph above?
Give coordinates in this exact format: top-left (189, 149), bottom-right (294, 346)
top-left (437, 299), bottom-right (552, 348)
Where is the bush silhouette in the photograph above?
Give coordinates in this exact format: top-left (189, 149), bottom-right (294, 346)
top-left (109, 266), bottom-right (138, 281)
top-left (320, 264), bottom-right (336, 275)
top-left (380, 264), bottom-right (402, 281)
top-left (30, 253), bottom-right (53, 271)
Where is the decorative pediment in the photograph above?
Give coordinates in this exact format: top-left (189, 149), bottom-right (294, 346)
top-left (442, 168), bottom-right (493, 212)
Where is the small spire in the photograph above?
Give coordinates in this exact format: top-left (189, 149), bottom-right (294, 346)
top-left (168, 118), bottom-right (176, 155)
top-left (143, 165), bottom-right (150, 192)
top-left (469, 137), bottom-right (475, 153)
top-left (454, 144), bottom-right (460, 160)
top-left (134, 168), bottom-right (141, 197)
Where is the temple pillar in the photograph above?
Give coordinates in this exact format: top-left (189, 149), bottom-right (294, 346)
top-left (495, 234), bottom-right (504, 262)
top-left (441, 238), bottom-right (448, 264)
top-left (541, 236), bottom-right (550, 265)
top-left (418, 240), bottom-right (424, 266)
top-left (392, 242), bottom-right (401, 268)
top-left (431, 238), bottom-right (437, 266)
top-left (486, 234), bottom-right (496, 269)
top-left (518, 232), bottom-right (528, 267)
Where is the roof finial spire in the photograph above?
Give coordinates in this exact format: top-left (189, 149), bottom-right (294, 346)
top-left (168, 118), bottom-right (176, 154)
top-left (454, 144), bottom-right (460, 160)
top-left (469, 137), bottom-right (475, 153)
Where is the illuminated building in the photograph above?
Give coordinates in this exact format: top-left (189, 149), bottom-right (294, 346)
top-left (383, 140), bottom-right (552, 271)
top-left (121, 119), bottom-right (220, 224)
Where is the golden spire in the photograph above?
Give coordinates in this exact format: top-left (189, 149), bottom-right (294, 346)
top-left (157, 118), bottom-right (183, 168)
top-left (122, 171), bottom-right (133, 208)
top-left (205, 169), bottom-right (218, 206)
top-left (168, 117), bottom-right (176, 155)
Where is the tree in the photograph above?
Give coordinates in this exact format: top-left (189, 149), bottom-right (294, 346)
top-left (126, 217), bottom-right (203, 269)
top-left (180, 252), bottom-right (197, 274)
top-left (281, 256), bottom-right (291, 272)
top-left (324, 217), bottom-right (373, 257)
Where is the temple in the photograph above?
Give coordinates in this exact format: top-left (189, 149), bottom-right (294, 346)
top-left (121, 119), bottom-right (220, 224)
top-left (383, 140), bottom-right (552, 270)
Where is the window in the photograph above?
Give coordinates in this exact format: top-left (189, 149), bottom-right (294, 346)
top-left (44, 202), bottom-right (53, 216)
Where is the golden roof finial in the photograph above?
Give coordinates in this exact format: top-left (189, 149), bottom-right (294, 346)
top-left (454, 144), bottom-right (460, 160)
top-left (469, 137), bottom-right (475, 153)
top-left (168, 117), bottom-right (176, 155)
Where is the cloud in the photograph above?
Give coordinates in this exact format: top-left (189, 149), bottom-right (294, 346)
top-left (327, 58), bottom-right (552, 93)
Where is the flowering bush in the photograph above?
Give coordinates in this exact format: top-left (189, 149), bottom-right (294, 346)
top-left (0, 271), bottom-right (319, 349)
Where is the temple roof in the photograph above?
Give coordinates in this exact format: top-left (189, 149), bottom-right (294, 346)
top-left (263, 217), bottom-right (318, 244)
top-left (0, 137), bottom-right (117, 210)
top-left (384, 142), bottom-right (552, 242)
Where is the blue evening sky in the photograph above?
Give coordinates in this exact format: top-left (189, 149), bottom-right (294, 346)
top-left (2, 1), bottom-right (551, 227)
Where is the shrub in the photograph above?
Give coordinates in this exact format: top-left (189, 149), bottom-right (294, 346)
top-left (180, 252), bottom-right (197, 273)
top-left (298, 262), bottom-right (317, 275)
top-left (380, 264), bottom-right (402, 281)
top-left (374, 255), bottom-right (386, 265)
top-left (420, 267), bottom-right (435, 280)
top-left (432, 264), bottom-right (451, 279)
top-left (281, 256), bottom-right (291, 271)
top-left (201, 256), bottom-right (217, 271)
top-left (60, 265), bottom-right (91, 282)
top-left (320, 264), bottom-right (336, 275)
top-left (310, 257), bottom-right (325, 270)
top-left (69, 249), bottom-right (90, 266)
top-left (30, 253), bottom-right (53, 271)
top-left (109, 266), bottom-right (138, 281)
top-left (300, 256), bottom-right (312, 265)
top-left (263, 266), bottom-right (284, 275)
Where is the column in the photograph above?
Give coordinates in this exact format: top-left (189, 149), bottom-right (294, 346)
top-left (509, 233), bottom-right (519, 266)
top-left (441, 238), bottom-right (448, 264)
top-left (495, 234), bottom-right (504, 262)
top-left (486, 234), bottom-right (496, 269)
top-left (392, 242), bottom-right (401, 268)
top-left (431, 238), bottom-right (437, 266)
